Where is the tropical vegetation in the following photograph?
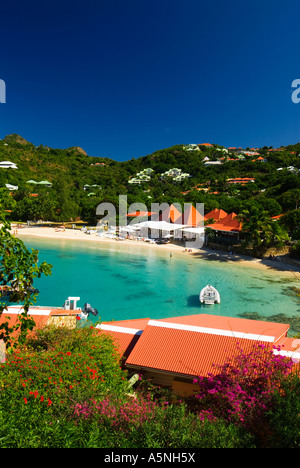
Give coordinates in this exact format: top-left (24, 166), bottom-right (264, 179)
top-left (0, 134), bottom-right (299, 224)
top-left (0, 156), bottom-right (300, 448)
top-left (0, 325), bottom-right (300, 448)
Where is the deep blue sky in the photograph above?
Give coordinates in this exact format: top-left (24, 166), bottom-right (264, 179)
top-left (0, 0), bottom-right (300, 161)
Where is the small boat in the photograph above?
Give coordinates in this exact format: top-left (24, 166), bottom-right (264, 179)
top-left (80, 302), bottom-right (99, 320)
top-left (199, 285), bottom-right (221, 305)
top-left (3, 296), bottom-right (98, 320)
top-left (62, 297), bottom-right (98, 320)
top-left (0, 285), bottom-right (39, 301)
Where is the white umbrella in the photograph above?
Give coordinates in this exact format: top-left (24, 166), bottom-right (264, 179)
top-left (180, 227), bottom-right (205, 234)
top-left (120, 225), bottom-right (139, 232)
top-left (132, 220), bottom-right (188, 231)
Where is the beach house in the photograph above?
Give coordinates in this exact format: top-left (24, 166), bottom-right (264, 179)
top-left (205, 212), bottom-right (242, 234)
top-left (1, 306), bottom-right (298, 395)
top-left (97, 313), bottom-right (297, 396)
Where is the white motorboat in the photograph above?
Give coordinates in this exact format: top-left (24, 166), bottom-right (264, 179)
top-left (3, 296), bottom-right (98, 320)
top-left (63, 297), bottom-right (98, 320)
top-left (199, 285), bottom-right (221, 305)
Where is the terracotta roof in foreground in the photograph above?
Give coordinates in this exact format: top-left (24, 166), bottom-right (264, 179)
top-left (96, 318), bottom-right (150, 358)
top-left (125, 314), bottom-right (290, 378)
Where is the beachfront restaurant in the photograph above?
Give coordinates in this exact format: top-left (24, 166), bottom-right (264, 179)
top-left (205, 212), bottom-right (243, 244)
top-left (126, 205), bottom-right (205, 243)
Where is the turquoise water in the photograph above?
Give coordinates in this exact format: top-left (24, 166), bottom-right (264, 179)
top-left (21, 236), bottom-right (300, 330)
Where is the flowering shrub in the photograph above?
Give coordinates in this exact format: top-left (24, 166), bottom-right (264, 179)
top-left (72, 394), bottom-right (158, 433)
top-left (0, 326), bottom-right (299, 448)
top-left (0, 326), bottom-right (128, 419)
top-left (193, 342), bottom-right (294, 430)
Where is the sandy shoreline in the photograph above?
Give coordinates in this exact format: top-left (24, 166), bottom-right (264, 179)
top-left (12, 225), bottom-right (300, 278)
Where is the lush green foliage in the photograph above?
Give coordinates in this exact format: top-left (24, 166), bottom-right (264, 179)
top-left (1, 134), bottom-right (299, 234)
top-left (0, 206), bottom-right (52, 349)
top-left (0, 326), bottom-right (300, 448)
top-left (238, 205), bottom-right (290, 255)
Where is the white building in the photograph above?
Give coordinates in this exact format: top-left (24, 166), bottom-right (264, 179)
top-left (5, 184), bottom-right (18, 190)
top-left (203, 160), bottom-right (222, 165)
top-left (0, 161), bottom-right (18, 169)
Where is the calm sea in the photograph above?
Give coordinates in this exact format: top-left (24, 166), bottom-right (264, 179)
top-left (20, 236), bottom-right (300, 333)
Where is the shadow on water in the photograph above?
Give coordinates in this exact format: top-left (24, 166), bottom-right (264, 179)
top-left (190, 248), bottom-right (300, 275)
top-left (124, 290), bottom-right (156, 300)
top-left (187, 294), bottom-right (200, 307)
top-left (282, 286), bottom-right (300, 304)
top-left (186, 295), bottom-right (222, 312)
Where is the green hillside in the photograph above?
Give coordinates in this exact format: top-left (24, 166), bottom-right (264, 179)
top-left (0, 134), bottom-right (299, 241)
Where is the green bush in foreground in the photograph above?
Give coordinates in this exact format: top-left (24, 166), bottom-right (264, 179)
top-left (0, 326), bottom-right (300, 448)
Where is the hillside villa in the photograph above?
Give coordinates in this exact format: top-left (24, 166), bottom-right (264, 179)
top-left (0, 161), bottom-right (18, 169)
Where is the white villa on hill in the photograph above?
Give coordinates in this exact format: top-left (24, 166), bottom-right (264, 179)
top-left (5, 184), bottom-right (18, 190)
top-left (26, 180), bottom-right (53, 187)
top-left (128, 168), bottom-right (154, 185)
top-left (160, 168), bottom-right (190, 181)
top-left (0, 161), bottom-right (18, 169)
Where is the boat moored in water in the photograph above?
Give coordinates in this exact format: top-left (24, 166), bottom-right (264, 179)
top-left (1, 296), bottom-right (98, 321)
top-left (199, 285), bottom-right (221, 305)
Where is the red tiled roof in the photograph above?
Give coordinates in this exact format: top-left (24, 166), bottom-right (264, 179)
top-left (174, 205), bottom-right (204, 227)
top-left (126, 315), bottom-right (290, 378)
top-left (206, 212), bottom-right (242, 232)
top-left (127, 211), bottom-right (157, 217)
top-left (204, 208), bottom-right (228, 221)
top-left (158, 204), bottom-right (182, 223)
top-left (0, 306), bottom-right (78, 338)
top-left (158, 314), bottom-right (289, 341)
top-left (227, 178), bottom-right (255, 184)
top-left (0, 313), bottom-right (49, 338)
top-left (96, 318), bottom-right (149, 358)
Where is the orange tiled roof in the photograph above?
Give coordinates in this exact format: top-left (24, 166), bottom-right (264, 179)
top-left (174, 205), bottom-right (204, 227)
top-left (204, 208), bottom-right (228, 221)
top-left (158, 204), bottom-right (182, 223)
top-left (0, 305), bottom-right (79, 338)
top-left (158, 314), bottom-right (289, 341)
top-left (96, 318), bottom-right (149, 358)
top-left (125, 314), bottom-right (290, 378)
top-left (127, 211), bottom-right (157, 217)
top-left (206, 212), bottom-right (242, 232)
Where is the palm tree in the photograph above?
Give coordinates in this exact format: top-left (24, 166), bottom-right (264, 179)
top-left (238, 205), bottom-right (289, 256)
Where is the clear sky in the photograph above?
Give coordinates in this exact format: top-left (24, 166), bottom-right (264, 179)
top-left (0, 0), bottom-right (300, 160)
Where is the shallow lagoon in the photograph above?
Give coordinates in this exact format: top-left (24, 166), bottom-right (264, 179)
top-left (22, 237), bottom-right (300, 334)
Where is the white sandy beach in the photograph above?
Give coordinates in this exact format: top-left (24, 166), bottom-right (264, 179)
top-left (11, 224), bottom-right (300, 278)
